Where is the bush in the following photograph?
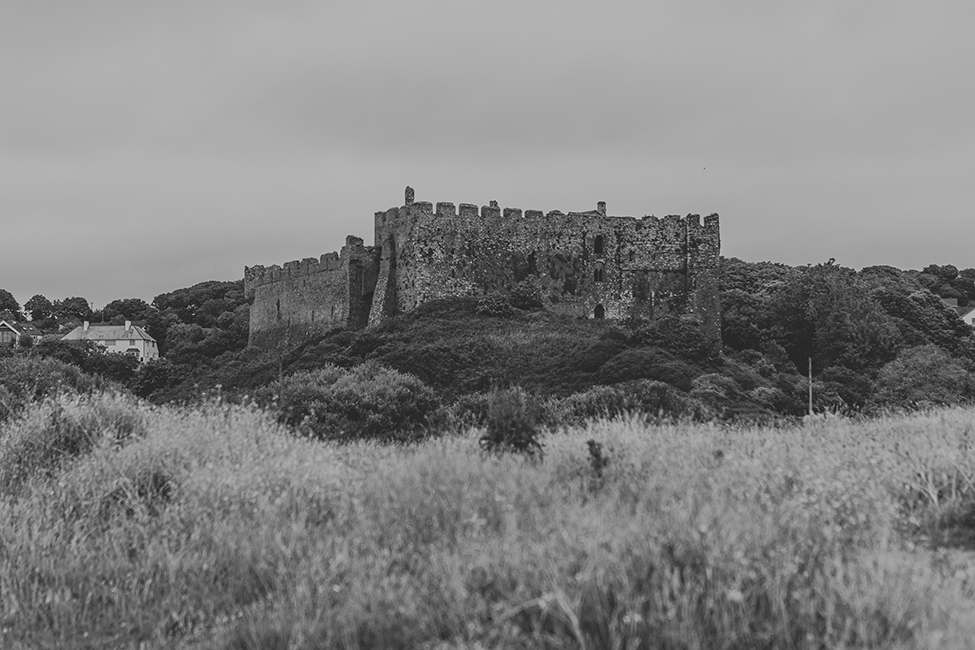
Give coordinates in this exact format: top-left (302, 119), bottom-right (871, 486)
top-left (33, 338), bottom-right (139, 385)
top-left (256, 362), bottom-right (439, 442)
top-left (509, 282), bottom-right (544, 311)
top-left (476, 292), bottom-right (514, 317)
top-left (874, 345), bottom-right (975, 408)
top-left (818, 365), bottom-right (875, 409)
top-left (479, 388), bottom-right (543, 458)
top-left (634, 315), bottom-right (718, 363)
top-left (596, 348), bottom-right (696, 390)
top-left (554, 380), bottom-right (710, 423)
top-left (0, 356), bottom-right (108, 422)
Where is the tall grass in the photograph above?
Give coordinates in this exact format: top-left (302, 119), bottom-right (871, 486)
top-left (2, 395), bottom-right (975, 648)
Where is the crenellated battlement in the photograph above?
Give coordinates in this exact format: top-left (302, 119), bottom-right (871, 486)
top-left (244, 253), bottom-right (342, 296)
top-left (378, 188), bottom-right (717, 232)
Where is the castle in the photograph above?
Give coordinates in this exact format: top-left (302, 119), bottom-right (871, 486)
top-left (244, 187), bottom-right (721, 346)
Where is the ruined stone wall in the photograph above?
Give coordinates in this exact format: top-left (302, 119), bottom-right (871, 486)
top-left (368, 191), bottom-right (721, 340)
top-left (244, 236), bottom-right (378, 345)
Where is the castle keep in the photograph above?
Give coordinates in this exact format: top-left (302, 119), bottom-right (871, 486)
top-left (244, 187), bottom-right (721, 346)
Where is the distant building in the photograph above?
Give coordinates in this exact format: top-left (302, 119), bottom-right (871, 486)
top-left (0, 320), bottom-right (43, 347)
top-left (940, 298), bottom-right (975, 327)
top-left (61, 321), bottom-right (159, 362)
top-left (958, 305), bottom-right (975, 327)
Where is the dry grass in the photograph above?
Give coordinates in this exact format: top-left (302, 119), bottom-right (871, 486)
top-left (2, 395), bottom-right (975, 648)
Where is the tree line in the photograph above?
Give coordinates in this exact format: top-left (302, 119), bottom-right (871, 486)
top-left (3, 258), bottom-right (975, 421)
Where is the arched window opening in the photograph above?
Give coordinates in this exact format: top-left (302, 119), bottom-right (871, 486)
top-left (594, 262), bottom-right (605, 283)
top-left (594, 235), bottom-right (604, 256)
top-left (628, 250), bottom-right (635, 263)
top-left (594, 304), bottom-right (605, 319)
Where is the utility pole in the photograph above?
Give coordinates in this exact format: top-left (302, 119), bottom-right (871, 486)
top-left (808, 357), bottom-right (813, 417)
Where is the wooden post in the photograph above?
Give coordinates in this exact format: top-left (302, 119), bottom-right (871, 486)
top-left (808, 357), bottom-right (813, 417)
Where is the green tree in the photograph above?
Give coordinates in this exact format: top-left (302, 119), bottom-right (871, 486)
top-left (0, 289), bottom-right (21, 320)
top-left (53, 296), bottom-right (93, 321)
top-left (767, 260), bottom-right (901, 374)
top-left (152, 280), bottom-right (246, 327)
top-left (24, 294), bottom-right (54, 322)
top-left (101, 298), bottom-right (151, 321)
top-left (874, 345), bottom-right (974, 407)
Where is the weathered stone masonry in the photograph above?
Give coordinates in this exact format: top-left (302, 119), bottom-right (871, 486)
top-left (244, 187), bottom-right (721, 346)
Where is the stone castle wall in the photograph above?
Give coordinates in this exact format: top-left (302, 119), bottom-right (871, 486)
top-left (245, 188), bottom-right (720, 346)
top-left (244, 236), bottom-right (378, 345)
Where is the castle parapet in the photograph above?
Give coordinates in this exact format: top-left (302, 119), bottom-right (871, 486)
top-left (459, 203), bottom-right (478, 217)
top-left (436, 202), bottom-right (456, 217)
top-left (481, 204), bottom-right (501, 219)
top-left (243, 252), bottom-right (344, 298)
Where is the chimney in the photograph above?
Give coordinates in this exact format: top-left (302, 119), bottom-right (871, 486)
top-left (83, 321), bottom-right (89, 332)
top-left (125, 320), bottom-right (132, 331)
top-left (597, 201), bottom-right (607, 216)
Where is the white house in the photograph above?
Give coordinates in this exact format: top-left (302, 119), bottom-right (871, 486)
top-left (0, 320), bottom-right (43, 347)
top-left (958, 305), bottom-right (975, 327)
top-left (61, 321), bottom-right (159, 362)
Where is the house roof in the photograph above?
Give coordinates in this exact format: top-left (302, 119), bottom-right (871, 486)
top-left (0, 320), bottom-right (43, 337)
top-left (958, 304), bottom-right (975, 320)
top-left (61, 324), bottom-right (156, 343)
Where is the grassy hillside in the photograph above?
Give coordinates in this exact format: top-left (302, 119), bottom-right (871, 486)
top-left (148, 297), bottom-right (812, 423)
top-left (3, 393), bottom-right (975, 648)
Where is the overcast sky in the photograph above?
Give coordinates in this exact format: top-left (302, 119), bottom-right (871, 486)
top-left (2, 1), bottom-right (973, 309)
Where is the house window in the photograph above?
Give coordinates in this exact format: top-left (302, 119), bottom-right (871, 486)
top-left (130, 340), bottom-right (136, 346)
top-left (594, 235), bottom-right (604, 256)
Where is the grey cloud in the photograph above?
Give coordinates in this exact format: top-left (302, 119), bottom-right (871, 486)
top-left (2, 1), bottom-right (975, 306)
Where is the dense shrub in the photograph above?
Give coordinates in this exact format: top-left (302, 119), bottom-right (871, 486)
top-left (479, 388), bottom-right (543, 458)
top-left (596, 348), bottom-right (696, 390)
top-left (874, 345), bottom-right (975, 407)
top-left (509, 282), bottom-right (544, 310)
top-left (818, 365), bottom-right (875, 409)
top-left (32, 338), bottom-right (139, 385)
top-left (554, 380), bottom-right (710, 423)
top-left (256, 362), bottom-right (438, 442)
top-left (475, 292), bottom-right (514, 317)
top-left (634, 315), bottom-right (719, 363)
top-left (0, 356), bottom-right (108, 422)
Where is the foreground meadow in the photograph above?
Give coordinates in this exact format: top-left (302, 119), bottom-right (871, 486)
top-left (2, 394), bottom-right (975, 649)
